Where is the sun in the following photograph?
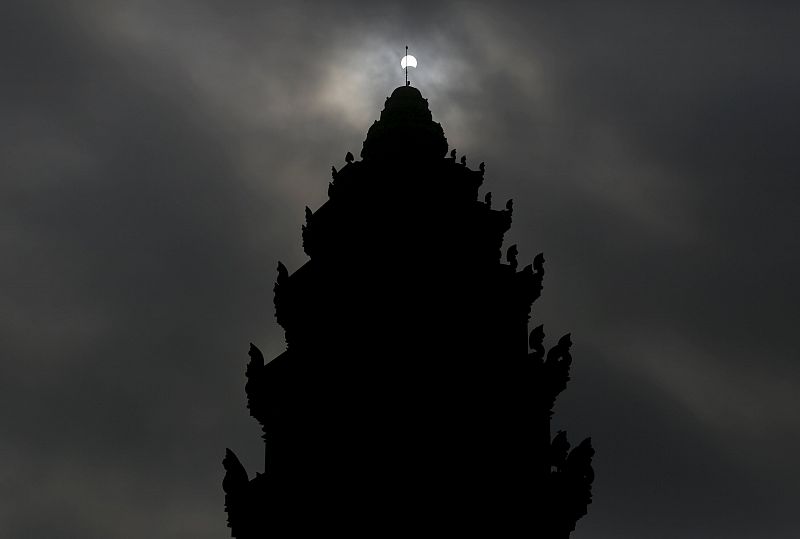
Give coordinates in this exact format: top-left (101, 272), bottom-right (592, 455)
top-left (400, 55), bottom-right (417, 69)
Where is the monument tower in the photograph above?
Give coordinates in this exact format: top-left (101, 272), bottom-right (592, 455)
top-left (222, 82), bottom-right (594, 537)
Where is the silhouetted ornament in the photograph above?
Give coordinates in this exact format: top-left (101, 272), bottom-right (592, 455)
top-left (533, 252), bottom-right (545, 275)
top-left (543, 333), bottom-right (573, 416)
top-left (247, 343), bottom-right (264, 370)
top-left (276, 261), bottom-right (288, 283)
top-left (565, 438), bottom-right (596, 521)
top-left (506, 198), bottom-right (514, 211)
top-left (507, 244), bottom-right (519, 270)
top-left (529, 324), bottom-right (546, 358)
top-left (547, 333), bottom-right (573, 365)
top-left (345, 151), bottom-right (354, 163)
top-left (479, 161), bottom-right (485, 173)
top-left (460, 155), bottom-right (467, 166)
top-left (302, 208), bottom-right (315, 256)
top-left (222, 449), bottom-right (248, 494)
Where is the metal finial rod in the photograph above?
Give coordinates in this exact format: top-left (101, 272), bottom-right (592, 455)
top-left (405, 45), bottom-right (408, 86)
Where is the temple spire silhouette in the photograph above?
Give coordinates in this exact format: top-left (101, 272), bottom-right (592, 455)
top-left (223, 84), bottom-right (594, 537)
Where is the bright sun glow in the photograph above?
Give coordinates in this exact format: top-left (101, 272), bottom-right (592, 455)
top-left (400, 55), bottom-right (417, 69)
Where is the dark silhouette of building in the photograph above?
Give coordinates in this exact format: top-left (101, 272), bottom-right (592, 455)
top-left (223, 85), bottom-right (594, 537)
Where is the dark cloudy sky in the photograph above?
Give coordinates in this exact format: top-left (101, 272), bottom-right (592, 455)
top-left (3, 1), bottom-right (799, 537)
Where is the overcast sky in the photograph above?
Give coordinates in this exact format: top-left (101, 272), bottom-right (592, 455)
top-left (2, 2), bottom-right (799, 537)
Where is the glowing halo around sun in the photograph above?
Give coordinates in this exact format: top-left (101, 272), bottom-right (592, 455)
top-left (401, 55), bottom-right (417, 69)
